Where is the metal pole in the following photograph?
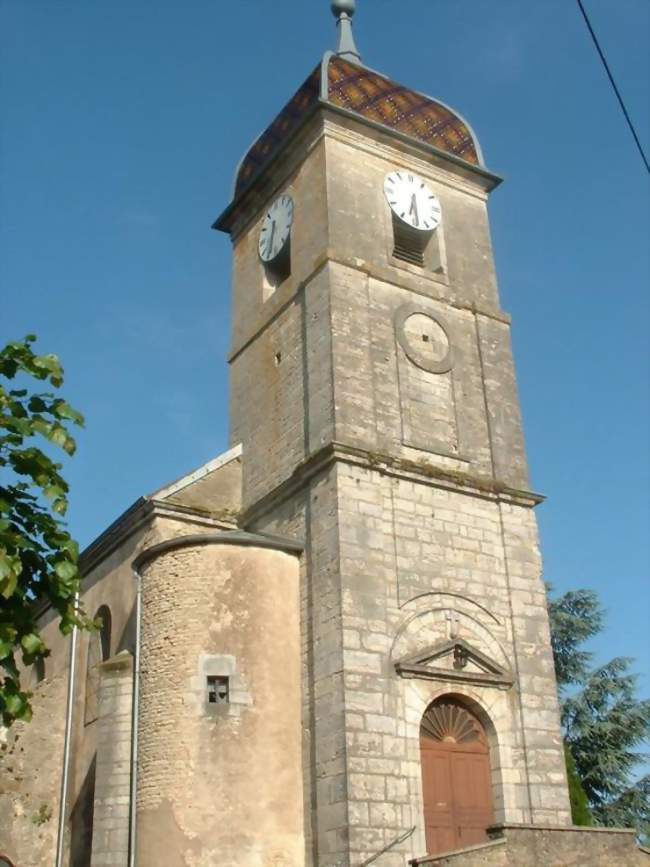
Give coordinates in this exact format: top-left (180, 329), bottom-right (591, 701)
top-left (55, 594), bottom-right (80, 867)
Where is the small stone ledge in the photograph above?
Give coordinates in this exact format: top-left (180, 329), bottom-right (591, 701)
top-left (488, 822), bottom-right (637, 837)
top-left (98, 651), bottom-right (134, 673)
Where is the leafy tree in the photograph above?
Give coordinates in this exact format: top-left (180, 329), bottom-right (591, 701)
top-left (0, 335), bottom-right (93, 726)
top-left (548, 588), bottom-right (650, 837)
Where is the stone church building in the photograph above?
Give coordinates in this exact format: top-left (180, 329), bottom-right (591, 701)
top-left (1, 3), bottom-right (647, 866)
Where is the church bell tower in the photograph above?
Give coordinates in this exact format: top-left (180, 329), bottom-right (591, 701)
top-left (214, 2), bottom-right (571, 863)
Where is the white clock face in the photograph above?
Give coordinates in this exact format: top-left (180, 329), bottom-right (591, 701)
top-left (384, 171), bottom-right (442, 232)
top-left (258, 194), bottom-right (294, 263)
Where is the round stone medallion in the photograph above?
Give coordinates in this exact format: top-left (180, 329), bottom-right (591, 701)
top-left (395, 304), bottom-right (454, 374)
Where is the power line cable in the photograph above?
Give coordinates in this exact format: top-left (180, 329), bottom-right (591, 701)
top-left (576, 0), bottom-right (650, 175)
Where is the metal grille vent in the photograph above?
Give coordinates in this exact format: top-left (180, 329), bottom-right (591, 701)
top-left (392, 218), bottom-right (428, 267)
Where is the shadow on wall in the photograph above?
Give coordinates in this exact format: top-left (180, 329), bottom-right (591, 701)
top-left (117, 603), bottom-right (137, 656)
top-left (69, 755), bottom-right (96, 867)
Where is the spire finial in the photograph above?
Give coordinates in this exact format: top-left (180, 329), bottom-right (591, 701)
top-left (331, 0), bottom-right (362, 64)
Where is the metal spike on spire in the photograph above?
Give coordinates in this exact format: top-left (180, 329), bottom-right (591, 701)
top-left (331, 0), bottom-right (362, 64)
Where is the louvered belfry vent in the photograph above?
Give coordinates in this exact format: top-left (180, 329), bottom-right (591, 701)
top-left (420, 701), bottom-right (484, 744)
top-left (392, 216), bottom-right (428, 267)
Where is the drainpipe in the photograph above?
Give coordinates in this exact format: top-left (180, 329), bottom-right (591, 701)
top-left (128, 565), bottom-right (143, 867)
top-left (55, 593), bottom-right (80, 867)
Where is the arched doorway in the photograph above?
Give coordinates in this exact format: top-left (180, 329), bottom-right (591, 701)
top-left (420, 697), bottom-right (495, 855)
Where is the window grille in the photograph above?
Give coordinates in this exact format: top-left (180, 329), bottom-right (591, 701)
top-left (392, 216), bottom-right (429, 267)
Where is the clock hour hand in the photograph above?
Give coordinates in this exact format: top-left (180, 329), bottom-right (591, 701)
top-left (409, 193), bottom-right (419, 227)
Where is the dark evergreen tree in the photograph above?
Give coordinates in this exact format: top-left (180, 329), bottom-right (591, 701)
top-left (564, 744), bottom-right (592, 826)
top-left (548, 588), bottom-right (650, 838)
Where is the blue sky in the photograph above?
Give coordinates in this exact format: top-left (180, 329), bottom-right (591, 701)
top-left (2, 1), bottom-right (649, 699)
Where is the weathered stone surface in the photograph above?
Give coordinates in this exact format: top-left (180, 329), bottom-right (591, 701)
top-left (0, 450), bottom-right (244, 867)
top-left (0, 640), bottom-right (67, 866)
top-left (136, 543), bottom-right (304, 867)
top-left (411, 825), bottom-right (650, 867)
top-left (90, 653), bottom-right (133, 867)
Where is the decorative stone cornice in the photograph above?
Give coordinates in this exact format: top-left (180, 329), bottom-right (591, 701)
top-left (395, 637), bottom-right (514, 691)
top-left (133, 530), bottom-right (303, 573)
top-left (79, 498), bottom-right (238, 579)
top-left (227, 253), bottom-right (510, 365)
top-left (241, 441), bottom-right (545, 528)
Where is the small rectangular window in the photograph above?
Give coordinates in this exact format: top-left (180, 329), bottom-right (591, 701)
top-left (207, 675), bottom-right (230, 705)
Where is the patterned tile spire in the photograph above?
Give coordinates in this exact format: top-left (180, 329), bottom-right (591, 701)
top-left (331, 0), bottom-right (362, 64)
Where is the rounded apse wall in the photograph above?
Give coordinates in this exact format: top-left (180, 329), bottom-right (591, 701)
top-left (135, 540), bottom-right (304, 867)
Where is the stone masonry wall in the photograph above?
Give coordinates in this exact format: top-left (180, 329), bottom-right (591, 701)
top-left (249, 469), bottom-right (344, 867)
top-left (335, 461), bottom-right (569, 866)
top-left (90, 653), bottom-right (133, 867)
top-left (252, 458), bottom-right (571, 867)
top-left (229, 261), bottom-right (335, 511)
top-left (0, 507), bottom-right (239, 867)
top-left (0, 632), bottom-right (67, 867)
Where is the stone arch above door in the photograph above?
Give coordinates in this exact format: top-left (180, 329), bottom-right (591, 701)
top-left (391, 601), bottom-right (512, 691)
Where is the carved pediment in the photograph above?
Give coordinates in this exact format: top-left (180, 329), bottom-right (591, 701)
top-left (395, 638), bottom-right (513, 689)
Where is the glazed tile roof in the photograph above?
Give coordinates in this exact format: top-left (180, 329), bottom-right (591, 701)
top-left (234, 56), bottom-right (481, 198)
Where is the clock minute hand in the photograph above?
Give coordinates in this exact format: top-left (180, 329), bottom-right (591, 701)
top-left (409, 193), bottom-right (419, 227)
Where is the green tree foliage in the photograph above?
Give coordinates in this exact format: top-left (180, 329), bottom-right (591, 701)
top-left (0, 335), bottom-right (93, 726)
top-left (548, 588), bottom-right (650, 836)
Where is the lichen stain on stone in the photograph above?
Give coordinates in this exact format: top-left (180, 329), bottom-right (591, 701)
top-left (138, 799), bottom-right (201, 867)
top-left (185, 848), bottom-right (226, 867)
top-left (208, 605), bottom-right (234, 632)
top-left (265, 850), bottom-right (293, 867)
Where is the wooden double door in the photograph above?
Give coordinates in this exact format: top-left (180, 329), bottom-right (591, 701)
top-left (420, 699), bottom-right (495, 856)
